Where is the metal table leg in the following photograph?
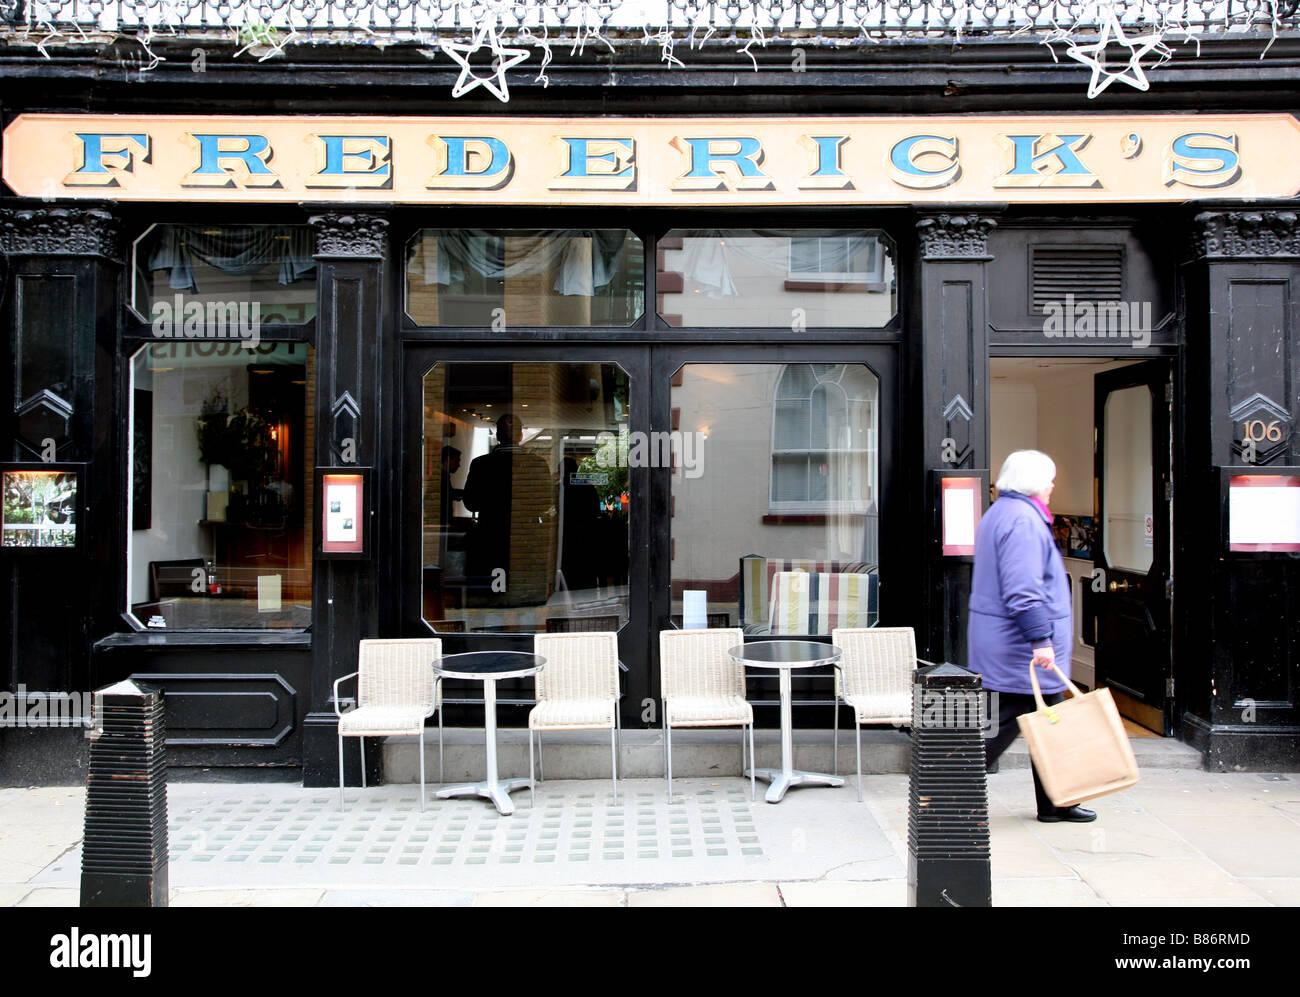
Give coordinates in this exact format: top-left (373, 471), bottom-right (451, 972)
top-left (436, 677), bottom-right (529, 815)
top-left (748, 666), bottom-right (844, 803)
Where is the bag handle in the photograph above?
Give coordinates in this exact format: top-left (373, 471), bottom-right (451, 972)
top-left (1028, 659), bottom-right (1085, 725)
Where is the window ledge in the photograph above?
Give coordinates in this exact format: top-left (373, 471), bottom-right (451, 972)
top-left (783, 279), bottom-right (888, 293)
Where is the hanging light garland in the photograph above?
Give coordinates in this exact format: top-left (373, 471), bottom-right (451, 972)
top-left (4, 0), bottom-right (1297, 102)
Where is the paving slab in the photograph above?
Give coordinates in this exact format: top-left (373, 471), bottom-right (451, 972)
top-left (320, 890), bottom-right (474, 907)
top-left (1068, 857), bottom-right (1268, 903)
top-left (626, 883), bottom-right (782, 906)
top-left (778, 880), bottom-right (905, 906)
top-left (992, 877), bottom-right (1107, 907)
top-left (15, 887), bottom-right (78, 907)
top-left (171, 889), bottom-right (324, 907)
top-left (988, 816), bottom-right (1074, 878)
top-left (1236, 878), bottom-right (1300, 906)
top-left (473, 888), bottom-right (625, 906)
top-left (1159, 816), bottom-right (1300, 878)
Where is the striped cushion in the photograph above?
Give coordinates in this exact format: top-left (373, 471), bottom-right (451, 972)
top-left (768, 570), bottom-right (878, 635)
top-left (742, 556), bottom-right (873, 628)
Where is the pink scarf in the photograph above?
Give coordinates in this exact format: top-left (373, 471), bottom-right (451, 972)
top-left (1028, 495), bottom-right (1052, 524)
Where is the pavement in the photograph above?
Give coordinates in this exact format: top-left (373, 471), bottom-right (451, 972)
top-left (3, 745), bottom-right (1299, 906)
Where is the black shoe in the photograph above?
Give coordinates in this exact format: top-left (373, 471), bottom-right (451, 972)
top-left (985, 760), bottom-right (999, 774)
top-left (1037, 805), bottom-right (1097, 823)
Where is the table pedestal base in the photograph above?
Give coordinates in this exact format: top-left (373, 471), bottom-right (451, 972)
top-left (436, 777), bottom-right (531, 816)
top-left (747, 768), bottom-right (845, 804)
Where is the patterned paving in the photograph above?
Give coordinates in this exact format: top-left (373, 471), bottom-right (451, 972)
top-left (168, 786), bottom-right (761, 870)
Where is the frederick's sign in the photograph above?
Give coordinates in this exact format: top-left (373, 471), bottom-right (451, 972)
top-left (4, 113), bottom-right (1299, 205)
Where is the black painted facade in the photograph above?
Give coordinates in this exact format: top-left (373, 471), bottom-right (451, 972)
top-left (1, 34), bottom-right (1298, 783)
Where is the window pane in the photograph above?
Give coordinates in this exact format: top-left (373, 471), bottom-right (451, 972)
top-left (132, 224), bottom-right (317, 326)
top-left (673, 363), bottom-right (880, 638)
top-left (406, 230), bottom-right (645, 327)
top-left (129, 342), bottom-right (313, 630)
top-left (422, 362), bottom-right (631, 633)
top-left (773, 399), bottom-right (810, 450)
top-left (658, 230), bottom-right (897, 328)
top-left (1103, 385), bottom-right (1153, 574)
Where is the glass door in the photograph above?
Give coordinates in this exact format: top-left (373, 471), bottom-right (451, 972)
top-left (650, 344), bottom-right (898, 717)
top-left (401, 343), bottom-right (652, 715)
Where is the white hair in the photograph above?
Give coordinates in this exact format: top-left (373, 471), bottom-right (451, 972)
top-left (996, 450), bottom-right (1057, 498)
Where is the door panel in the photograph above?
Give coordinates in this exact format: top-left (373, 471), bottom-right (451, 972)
top-left (1093, 359), bottom-right (1173, 735)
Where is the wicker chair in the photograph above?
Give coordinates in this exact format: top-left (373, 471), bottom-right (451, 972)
top-left (529, 631), bottom-right (622, 802)
top-left (659, 628), bottom-right (755, 801)
top-left (333, 638), bottom-right (443, 812)
top-left (831, 627), bottom-right (915, 801)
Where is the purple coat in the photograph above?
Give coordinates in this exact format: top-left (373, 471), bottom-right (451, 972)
top-left (967, 491), bottom-right (1072, 695)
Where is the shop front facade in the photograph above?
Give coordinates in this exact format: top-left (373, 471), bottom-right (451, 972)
top-left (1, 4), bottom-right (1299, 783)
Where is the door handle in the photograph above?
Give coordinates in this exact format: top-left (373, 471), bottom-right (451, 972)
top-left (1108, 579), bottom-right (1131, 593)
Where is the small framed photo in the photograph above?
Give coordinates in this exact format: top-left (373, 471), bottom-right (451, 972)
top-left (1068, 515), bottom-right (1096, 559)
top-left (1, 463), bottom-right (87, 554)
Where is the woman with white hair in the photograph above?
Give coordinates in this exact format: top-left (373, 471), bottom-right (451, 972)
top-left (968, 449), bottom-right (1096, 823)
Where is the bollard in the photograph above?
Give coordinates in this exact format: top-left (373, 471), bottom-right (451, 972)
top-left (80, 679), bottom-right (168, 907)
top-left (907, 662), bottom-right (991, 908)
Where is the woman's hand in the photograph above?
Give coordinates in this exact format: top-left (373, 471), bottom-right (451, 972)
top-left (1031, 644), bottom-right (1056, 670)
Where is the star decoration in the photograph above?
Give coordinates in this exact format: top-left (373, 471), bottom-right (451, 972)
top-left (1065, 9), bottom-right (1168, 99)
top-left (439, 22), bottom-right (530, 102)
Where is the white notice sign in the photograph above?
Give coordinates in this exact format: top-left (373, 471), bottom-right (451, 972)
top-left (325, 482), bottom-right (358, 544)
top-left (1230, 482), bottom-right (1300, 548)
top-left (943, 486), bottom-right (978, 548)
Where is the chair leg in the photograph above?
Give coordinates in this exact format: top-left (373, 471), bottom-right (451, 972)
top-left (418, 727), bottom-right (426, 814)
top-left (748, 723), bottom-right (756, 802)
top-left (610, 725), bottom-right (618, 803)
top-left (360, 737), bottom-right (367, 790)
top-left (438, 708), bottom-right (444, 784)
top-left (856, 721), bottom-right (863, 803)
top-left (529, 728), bottom-right (535, 807)
top-left (666, 712), bottom-right (673, 801)
top-left (833, 697), bottom-right (840, 774)
top-left (538, 732), bottom-right (544, 782)
top-left (338, 732), bottom-right (345, 812)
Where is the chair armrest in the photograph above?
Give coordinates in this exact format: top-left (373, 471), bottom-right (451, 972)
top-left (332, 671), bottom-right (359, 718)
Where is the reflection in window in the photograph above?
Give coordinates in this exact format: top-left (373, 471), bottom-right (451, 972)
top-left (132, 224), bottom-right (317, 325)
top-left (406, 231), bottom-right (644, 327)
top-left (128, 342), bottom-right (313, 630)
top-left (671, 363), bottom-right (879, 638)
top-left (422, 362), bottom-right (630, 634)
top-left (657, 230), bottom-right (896, 328)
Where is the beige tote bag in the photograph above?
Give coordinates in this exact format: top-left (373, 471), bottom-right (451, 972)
top-left (1015, 663), bottom-right (1140, 807)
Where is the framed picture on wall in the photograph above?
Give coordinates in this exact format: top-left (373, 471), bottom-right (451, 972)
top-left (1068, 515), bottom-right (1096, 559)
top-left (0, 463), bottom-right (87, 554)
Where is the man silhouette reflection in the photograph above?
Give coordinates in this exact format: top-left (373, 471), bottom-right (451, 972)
top-left (462, 413), bottom-right (553, 604)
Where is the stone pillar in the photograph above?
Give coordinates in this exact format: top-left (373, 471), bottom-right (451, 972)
top-left (301, 210), bottom-right (390, 787)
top-left (914, 212), bottom-right (998, 668)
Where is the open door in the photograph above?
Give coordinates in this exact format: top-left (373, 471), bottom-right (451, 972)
top-left (1091, 360), bottom-right (1173, 735)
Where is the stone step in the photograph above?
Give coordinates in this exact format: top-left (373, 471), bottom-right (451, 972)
top-left (380, 728), bottom-right (1203, 783)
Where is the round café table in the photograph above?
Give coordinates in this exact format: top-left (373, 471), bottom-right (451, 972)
top-left (729, 640), bottom-right (844, 804)
top-left (434, 650), bottom-right (545, 816)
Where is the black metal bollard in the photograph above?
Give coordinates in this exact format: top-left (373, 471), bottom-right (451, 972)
top-left (80, 679), bottom-right (168, 907)
top-left (907, 663), bottom-right (991, 908)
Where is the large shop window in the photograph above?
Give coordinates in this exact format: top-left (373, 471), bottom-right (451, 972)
top-left (671, 363), bottom-right (880, 637)
top-left (132, 224), bottom-right (317, 326)
top-left (422, 362), bottom-right (630, 634)
top-left (405, 230), bottom-right (645, 327)
top-left (657, 229), bottom-right (897, 328)
top-left (128, 342), bottom-right (314, 630)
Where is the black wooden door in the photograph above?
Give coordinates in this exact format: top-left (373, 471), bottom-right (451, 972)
top-left (1092, 359), bottom-right (1173, 735)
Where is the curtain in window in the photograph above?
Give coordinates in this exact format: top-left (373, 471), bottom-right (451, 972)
top-left (408, 230), bottom-right (630, 296)
top-left (146, 226), bottom-right (317, 293)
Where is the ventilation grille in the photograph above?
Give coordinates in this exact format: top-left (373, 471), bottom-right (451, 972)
top-left (1032, 245), bottom-right (1124, 313)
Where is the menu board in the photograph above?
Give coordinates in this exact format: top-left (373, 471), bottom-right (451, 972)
top-left (321, 472), bottom-right (365, 554)
top-left (1229, 475), bottom-right (1300, 552)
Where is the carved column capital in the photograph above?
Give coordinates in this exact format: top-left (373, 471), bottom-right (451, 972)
top-left (916, 213), bottom-right (997, 261)
top-left (0, 204), bottom-right (123, 260)
top-left (1193, 210), bottom-right (1300, 259)
top-left (307, 211), bottom-right (390, 259)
